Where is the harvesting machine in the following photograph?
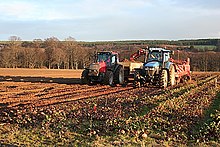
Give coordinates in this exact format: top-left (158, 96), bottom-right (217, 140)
top-left (133, 48), bottom-right (191, 88)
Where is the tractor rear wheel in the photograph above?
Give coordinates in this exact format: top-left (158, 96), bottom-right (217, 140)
top-left (115, 66), bottom-right (124, 85)
top-left (104, 71), bottom-right (114, 86)
top-left (159, 69), bottom-right (168, 88)
top-left (81, 69), bottom-right (89, 84)
top-left (169, 65), bottom-right (176, 86)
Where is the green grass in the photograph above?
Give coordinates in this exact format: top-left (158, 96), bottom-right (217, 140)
top-left (193, 45), bottom-right (216, 51)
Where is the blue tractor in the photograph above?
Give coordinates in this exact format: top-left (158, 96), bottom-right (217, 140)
top-left (133, 48), bottom-right (177, 88)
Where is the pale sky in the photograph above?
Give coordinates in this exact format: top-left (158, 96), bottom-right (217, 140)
top-left (0, 0), bottom-right (220, 41)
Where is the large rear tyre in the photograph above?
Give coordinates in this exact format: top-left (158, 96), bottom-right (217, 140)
top-left (159, 69), bottom-right (168, 88)
top-left (104, 71), bottom-right (114, 86)
top-left (115, 66), bottom-right (124, 85)
top-left (169, 65), bottom-right (176, 86)
top-left (81, 69), bottom-right (89, 84)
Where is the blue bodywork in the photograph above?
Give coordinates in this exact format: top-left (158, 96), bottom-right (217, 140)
top-left (144, 61), bottom-right (160, 68)
top-left (144, 61), bottom-right (172, 70)
top-left (165, 61), bottom-right (172, 70)
top-left (133, 47), bottom-right (175, 88)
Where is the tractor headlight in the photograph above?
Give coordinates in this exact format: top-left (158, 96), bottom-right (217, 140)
top-left (88, 69), bottom-right (99, 76)
top-left (145, 67), bottom-right (155, 70)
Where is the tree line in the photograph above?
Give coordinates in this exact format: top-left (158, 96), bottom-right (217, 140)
top-left (0, 36), bottom-right (93, 69)
top-left (170, 50), bottom-right (220, 72)
top-left (82, 38), bottom-right (220, 47)
top-left (0, 36), bottom-right (220, 71)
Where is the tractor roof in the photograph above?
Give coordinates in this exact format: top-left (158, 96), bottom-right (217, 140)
top-left (148, 48), bottom-right (171, 52)
top-left (97, 51), bottom-right (118, 55)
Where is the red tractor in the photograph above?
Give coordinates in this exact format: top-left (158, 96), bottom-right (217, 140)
top-left (81, 51), bottom-right (124, 86)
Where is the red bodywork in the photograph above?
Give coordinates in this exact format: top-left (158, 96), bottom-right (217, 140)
top-left (169, 58), bottom-right (191, 82)
top-left (130, 49), bottom-right (146, 61)
top-left (98, 61), bottom-right (107, 73)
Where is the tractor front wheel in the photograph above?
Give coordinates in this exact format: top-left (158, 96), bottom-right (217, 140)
top-left (81, 69), bottom-right (90, 84)
top-left (115, 66), bottom-right (124, 85)
top-left (104, 71), bottom-right (114, 86)
top-left (159, 69), bottom-right (168, 88)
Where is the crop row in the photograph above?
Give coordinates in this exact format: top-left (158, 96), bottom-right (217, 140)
top-left (0, 73), bottom-right (219, 146)
top-left (125, 75), bottom-right (220, 143)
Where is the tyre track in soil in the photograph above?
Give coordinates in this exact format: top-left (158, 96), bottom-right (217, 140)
top-left (0, 73), bottom-right (215, 110)
top-left (1, 84), bottom-right (133, 108)
top-left (0, 73), bottom-right (216, 126)
top-left (0, 84), bottom-right (109, 106)
top-left (12, 86), bottom-right (161, 112)
top-left (1, 83), bottom-right (160, 111)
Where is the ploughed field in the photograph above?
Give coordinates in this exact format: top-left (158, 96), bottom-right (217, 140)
top-left (0, 68), bottom-right (219, 146)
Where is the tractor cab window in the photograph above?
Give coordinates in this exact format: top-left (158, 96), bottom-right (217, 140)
top-left (97, 53), bottom-right (111, 63)
top-left (164, 53), bottom-right (170, 62)
top-left (148, 51), bottom-right (162, 62)
top-left (111, 55), bottom-right (116, 64)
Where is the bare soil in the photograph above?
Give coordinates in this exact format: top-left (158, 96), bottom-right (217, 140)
top-left (0, 68), bottom-right (219, 116)
top-left (0, 68), bottom-right (83, 84)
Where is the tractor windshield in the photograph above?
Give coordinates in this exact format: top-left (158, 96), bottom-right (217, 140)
top-left (97, 53), bottom-right (111, 63)
top-left (147, 51), bottom-right (162, 62)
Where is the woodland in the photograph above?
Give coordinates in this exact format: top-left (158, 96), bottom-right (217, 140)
top-left (0, 36), bottom-right (220, 71)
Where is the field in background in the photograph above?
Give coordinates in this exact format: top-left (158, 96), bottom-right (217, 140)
top-left (0, 68), bottom-right (83, 84)
top-left (193, 45), bottom-right (216, 51)
top-left (0, 68), bottom-right (83, 78)
top-left (0, 68), bottom-right (219, 146)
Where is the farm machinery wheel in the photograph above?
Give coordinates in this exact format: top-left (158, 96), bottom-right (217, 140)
top-left (133, 71), bottom-right (141, 88)
top-left (180, 75), bottom-right (192, 84)
top-left (115, 66), bottom-right (124, 85)
top-left (81, 69), bottom-right (90, 84)
top-left (104, 71), bottom-right (114, 86)
top-left (159, 69), bottom-right (168, 88)
top-left (169, 65), bottom-right (176, 86)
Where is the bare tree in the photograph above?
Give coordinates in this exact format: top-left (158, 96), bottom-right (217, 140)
top-left (80, 47), bottom-right (94, 68)
top-left (64, 36), bottom-right (95, 69)
top-left (35, 48), bottom-right (46, 68)
top-left (0, 48), bottom-right (13, 68)
top-left (64, 37), bottom-right (78, 69)
top-left (8, 36), bottom-right (22, 42)
top-left (33, 38), bottom-right (43, 48)
top-left (65, 36), bottom-right (76, 42)
top-left (52, 47), bottom-right (67, 69)
top-left (8, 36), bottom-right (22, 68)
top-left (44, 37), bottom-right (60, 69)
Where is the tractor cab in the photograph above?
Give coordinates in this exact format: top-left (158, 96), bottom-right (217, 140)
top-left (97, 51), bottom-right (118, 66)
top-left (147, 48), bottom-right (171, 63)
top-left (144, 48), bottom-right (172, 70)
